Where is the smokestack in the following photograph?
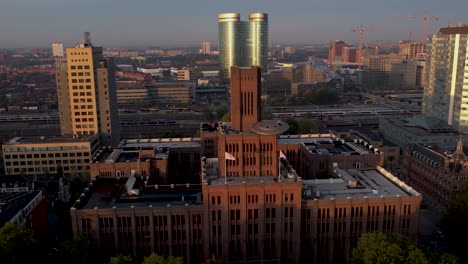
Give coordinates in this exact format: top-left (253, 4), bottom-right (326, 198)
top-left (84, 32), bottom-right (91, 45)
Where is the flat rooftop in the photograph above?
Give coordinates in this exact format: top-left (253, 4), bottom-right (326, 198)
top-left (209, 175), bottom-right (299, 186)
top-left (0, 191), bottom-right (42, 227)
top-left (277, 133), bottom-right (336, 144)
top-left (4, 134), bottom-right (97, 145)
top-left (303, 166), bottom-right (419, 200)
top-left (74, 178), bottom-right (202, 210)
top-left (278, 134), bottom-right (379, 155)
top-left (93, 146), bottom-right (169, 163)
top-left (382, 116), bottom-right (459, 135)
top-left (201, 157), bottom-right (301, 186)
top-left (119, 138), bottom-right (201, 149)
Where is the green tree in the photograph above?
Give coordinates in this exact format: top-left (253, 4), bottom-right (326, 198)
top-left (40, 167), bottom-right (50, 181)
top-left (143, 253), bottom-right (183, 264)
top-left (221, 112), bottom-right (230, 122)
top-left (261, 109), bottom-right (273, 120)
top-left (162, 69), bottom-right (172, 80)
top-left (283, 117), bottom-right (299, 134)
top-left (202, 108), bottom-right (215, 121)
top-left (57, 163), bottom-right (64, 176)
top-left (193, 68), bottom-right (204, 79)
top-left (59, 236), bottom-right (92, 264)
top-left (351, 233), bottom-right (428, 264)
top-left (0, 222), bottom-right (40, 264)
top-left (215, 104), bottom-right (229, 120)
top-left (442, 180), bottom-right (468, 260)
top-left (304, 89), bottom-right (340, 105)
top-left (298, 119), bottom-right (316, 134)
top-left (70, 173), bottom-right (84, 203)
top-left (352, 233), bottom-right (458, 264)
top-left (109, 255), bottom-right (133, 264)
top-left (81, 170), bottom-right (91, 182)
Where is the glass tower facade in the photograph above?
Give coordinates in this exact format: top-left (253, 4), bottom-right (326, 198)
top-left (248, 13), bottom-right (268, 73)
top-left (218, 13), bottom-right (241, 79)
top-left (218, 13), bottom-right (268, 79)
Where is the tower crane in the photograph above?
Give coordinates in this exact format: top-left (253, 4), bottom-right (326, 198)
top-left (401, 15), bottom-right (438, 46)
top-left (351, 26), bottom-right (381, 71)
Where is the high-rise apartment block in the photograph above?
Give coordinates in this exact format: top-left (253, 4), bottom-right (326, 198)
top-left (328, 41), bottom-right (367, 64)
top-left (423, 26), bottom-right (468, 132)
top-left (56, 33), bottom-right (119, 146)
top-left (52, 42), bottom-right (64, 57)
top-left (328, 41), bottom-right (351, 63)
top-left (342, 46), bottom-right (357, 63)
top-left (0, 33), bottom-right (116, 177)
top-left (201, 42), bottom-right (211, 55)
top-left (218, 13), bottom-right (268, 78)
top-left (399, 41), bottom-right (424, 59)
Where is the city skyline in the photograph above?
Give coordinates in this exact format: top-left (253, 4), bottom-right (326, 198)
top-left (0, 0), bottom-right (467, 48)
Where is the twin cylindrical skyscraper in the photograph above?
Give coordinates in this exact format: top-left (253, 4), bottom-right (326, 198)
top-left (218, 13), bottom-right (268, 79)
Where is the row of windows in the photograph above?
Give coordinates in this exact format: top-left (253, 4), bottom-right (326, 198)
top-left (73, 104), bottom-right (94, 109)
top-left (71, 72), bottom-right (91, 76)
top-left (114, 214), bottom-right (199, 229)
top-left (70, 65), bottom-right (90, 70)
top-left (75, 117), bottom-right (95, 122)
top-left (6, 165), bottom-right (86, 174)
top-left (4, 151), bottom-right (89, 158)
top-left (284, 207), bottom-right (294, 218)
top-left (70, 52), bottom-right (89, 56)
top-left (75, 124), bottom-right (95, 129)
top-left (73, 92), bottom-right (93, 96)
top-left (71, 78), bottom-right (92, 83)
top-left (74, 111), bottom-right (95, 116)
top-left (213, 193), bottom-right (280, 205)
top-left (72, 85), bottom-right (92, 90)
top-left (5, 158), bottom-right (90, 166)
top-left (240, 91), bottom-right (255, 116)
top-left (73, 98), bottom-right (93, 103)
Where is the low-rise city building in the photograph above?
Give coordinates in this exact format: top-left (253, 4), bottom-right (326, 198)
top-left (379, 116), bottom-right (468, 151)
top-left (2, 134), bottom-right (99, 176)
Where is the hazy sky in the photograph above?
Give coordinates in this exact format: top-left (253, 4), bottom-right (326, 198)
top-left (0, 0), bottom-right (467, 48)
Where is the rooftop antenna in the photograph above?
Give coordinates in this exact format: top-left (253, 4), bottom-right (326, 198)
top-left (84, 32), bottom-right (91, 45)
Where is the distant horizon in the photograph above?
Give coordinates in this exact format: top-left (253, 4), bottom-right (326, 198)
top-left (0, 0), bottom-right (466, 49)
top-left (0, 40), bottom-right (408, 51)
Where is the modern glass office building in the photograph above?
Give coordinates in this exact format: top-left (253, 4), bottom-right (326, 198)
top-left (247, 13), bottom-right (268, 73)
top-left (218, 13), bottom-right (241, 79)
top-left (218, 13), bottom-right (268, 79)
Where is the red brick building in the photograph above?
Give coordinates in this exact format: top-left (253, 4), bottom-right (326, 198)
top-left (402, 141), bottom-right (468, 211)
top-left (71, 66), bottom-right (421, 264)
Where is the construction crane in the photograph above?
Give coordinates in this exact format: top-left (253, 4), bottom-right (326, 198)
top-left (401, 15), bottom-right (438, 46)
top-left (351, 26), bottom-right (381, 71)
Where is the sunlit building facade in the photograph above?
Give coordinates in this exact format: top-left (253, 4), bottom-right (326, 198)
top-left (423, 26), bottom-right (468, 132)
top-left (56, 33), bottom-right (120, 146)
